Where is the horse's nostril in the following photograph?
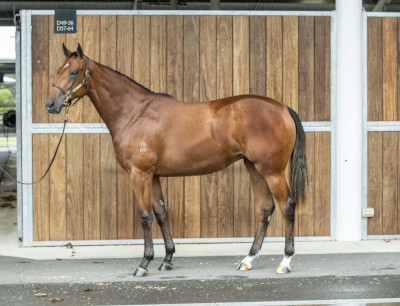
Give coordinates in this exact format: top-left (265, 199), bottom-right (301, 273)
top-left (46, 100), bottom-right (55, 111)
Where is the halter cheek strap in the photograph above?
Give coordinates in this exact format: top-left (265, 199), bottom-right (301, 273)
top-left (52, 57), bottom-right (90, 108)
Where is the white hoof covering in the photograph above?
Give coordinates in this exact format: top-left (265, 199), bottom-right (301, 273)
top-left (237, 255), bottom-right (256, 271)
top-left (276, 255), bottom-right (293, 274)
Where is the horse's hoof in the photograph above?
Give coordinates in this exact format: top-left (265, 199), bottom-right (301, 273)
top-left (159, 262), bottom-right (174, 271)
top-left (133, 267), bottom-right (149, 277)
top-left (276, 264), bottom-right (291, 274)
top-left (236, 262), bottom-right (252, 271)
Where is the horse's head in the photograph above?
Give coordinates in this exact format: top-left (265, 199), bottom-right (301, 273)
top-left (46, 43), bottom-right (89, 114)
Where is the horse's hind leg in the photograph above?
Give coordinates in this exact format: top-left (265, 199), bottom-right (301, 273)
top-left (152, 177), bottom-right (175, 271)
top-left (237, 159), bottom-right (275, 271)
top-left (264, 172), bottom-right (296, 274)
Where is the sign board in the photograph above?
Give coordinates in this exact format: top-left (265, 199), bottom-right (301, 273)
top-left (54, 10), bottom-right (76, 34)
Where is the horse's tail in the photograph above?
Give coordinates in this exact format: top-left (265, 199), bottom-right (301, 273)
top-left (287, 107), bottom-right (308, 203)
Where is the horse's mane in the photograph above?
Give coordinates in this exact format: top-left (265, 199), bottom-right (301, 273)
top-left (98, 62), bottom-right (173, 98)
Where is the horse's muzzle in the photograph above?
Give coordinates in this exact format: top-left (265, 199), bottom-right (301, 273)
top-left (46, 99), bottom-right (63, 114)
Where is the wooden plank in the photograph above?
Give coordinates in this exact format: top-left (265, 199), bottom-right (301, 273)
top-left (151, 15), bottom-right (167, 93)
top-left (368, 18), bottom-right (383, 122)
top-left (82, 15), bottom-right (101, 123)
top-left (134, 15), bottom-right (151, 89)
top-left (298, 16), bottom-right (315, 122)
top-left (298, 132), bottom-right (315, 236)
top-left (66, 134), bottom-right (84, 240)
top-left (314, 132), bottom-right (330, 236)
top-left (200, 15), bottom-right (218, 238)
top-left (383, 18), bottom-right (398, 121)
top-left (266, 16), bottom-right (283, 102)
top-left (166, 15), bottom-right (184, 100)
top-left (382, 132), bottom-right (398, 234)
top-left (48, 15), bottom-right (66, 124)
top-left (249, 16), bottom-right (266, 96)
top-left (216, 15), bottom-right (234, 238)
top-left (99, 134), bottom-right (118, 240)
top-left (166, 15), bottom-right (185, 239)
top-left (166, 178), bottom-right (184, 238)
top-left (183, 15), bottom-right (201, 238)
top-left (99, 15), bottom-right (118, 240)
top-left (282, 16), bottom-right (299, 112)
top-left (83, 133), bottom-right (101, 240)
top-left (367, 132), bottom-right (383, 235)
top-left (314, 16), bottom-right (330, 121)
top-left (33, 134), bottom-right (50, 241)
top-left (32, 15), bottom-right (49, 124)
top-left (233, 15), bottom-right (251, 238)
top-left (49, 133), bottom-right (67, 240)
top-left (116, 15), bottom-right (134, 239)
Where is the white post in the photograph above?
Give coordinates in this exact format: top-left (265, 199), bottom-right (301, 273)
top-left (336, 0), bottom-right (363, 241)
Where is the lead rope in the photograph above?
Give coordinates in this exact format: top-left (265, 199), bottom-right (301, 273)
top-left (0, 107), bottom-right (69, 185)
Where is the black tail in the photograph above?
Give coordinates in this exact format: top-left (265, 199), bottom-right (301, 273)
top-left (287, 107), bottom-right (308, 203)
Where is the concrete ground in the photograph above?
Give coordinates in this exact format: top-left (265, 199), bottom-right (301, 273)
top-left (1, 151), bottom-right (400, 305)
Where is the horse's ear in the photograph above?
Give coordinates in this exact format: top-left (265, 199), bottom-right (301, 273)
top-left (62, 43), bottom-right (71, 58)
top-left (77, 43), bottom-right (84, 58)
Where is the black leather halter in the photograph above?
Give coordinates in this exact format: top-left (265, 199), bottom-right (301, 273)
top-left (52, 57), bottom-right (90, 108)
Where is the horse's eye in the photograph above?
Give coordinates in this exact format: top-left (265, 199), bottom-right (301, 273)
top-left (70, 70), bottom-right (78, 76)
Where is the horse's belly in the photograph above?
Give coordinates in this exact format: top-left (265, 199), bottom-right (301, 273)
top-left (155, 146), bottom-right (239, 177)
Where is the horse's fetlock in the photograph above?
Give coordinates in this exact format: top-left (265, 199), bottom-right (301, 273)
top-left (144, 251), bottom-right (154, 261)
top-left (166, 246), bottom-right (175, 255)
top-left (285, 245), bottom-right (295, 257)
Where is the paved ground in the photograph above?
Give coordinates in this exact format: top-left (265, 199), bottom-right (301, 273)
top-left (1, 253), bottom-right (400, 305)
top-left (1, 148), bottom-right (400, 305)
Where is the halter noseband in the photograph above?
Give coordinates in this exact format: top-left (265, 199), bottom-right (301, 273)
top-left (52, 57), bottom-right (90, 108)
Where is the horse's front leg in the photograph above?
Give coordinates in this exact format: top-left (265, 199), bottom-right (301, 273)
top-left (131, 169), bottom-right (154, 277)
top-left (152, 176), bottom-right (175, 271)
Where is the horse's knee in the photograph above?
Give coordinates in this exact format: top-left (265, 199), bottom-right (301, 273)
top-left (141, 211), bottom-right (153, 227)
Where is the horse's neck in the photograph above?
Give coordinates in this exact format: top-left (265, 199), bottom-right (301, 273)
top-left (86, 62), bottom-right (150, 136)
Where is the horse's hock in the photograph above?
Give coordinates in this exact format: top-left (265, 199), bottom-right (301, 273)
top-left (24, 12), bottom-right (333, 246)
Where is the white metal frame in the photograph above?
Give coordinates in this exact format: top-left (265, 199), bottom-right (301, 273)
top-left (361, 12), bottom-right (400, 241)
top-left (19, 9), bottom-right (336, 246)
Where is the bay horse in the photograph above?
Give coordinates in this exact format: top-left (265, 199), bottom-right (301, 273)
top-left (46, 43), bottom-right (307, 277)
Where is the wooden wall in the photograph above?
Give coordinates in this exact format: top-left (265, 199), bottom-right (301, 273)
top-left (367, 17), bottom-right (400, 235)
top-left (31, 14), bottom-right (331, 242)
